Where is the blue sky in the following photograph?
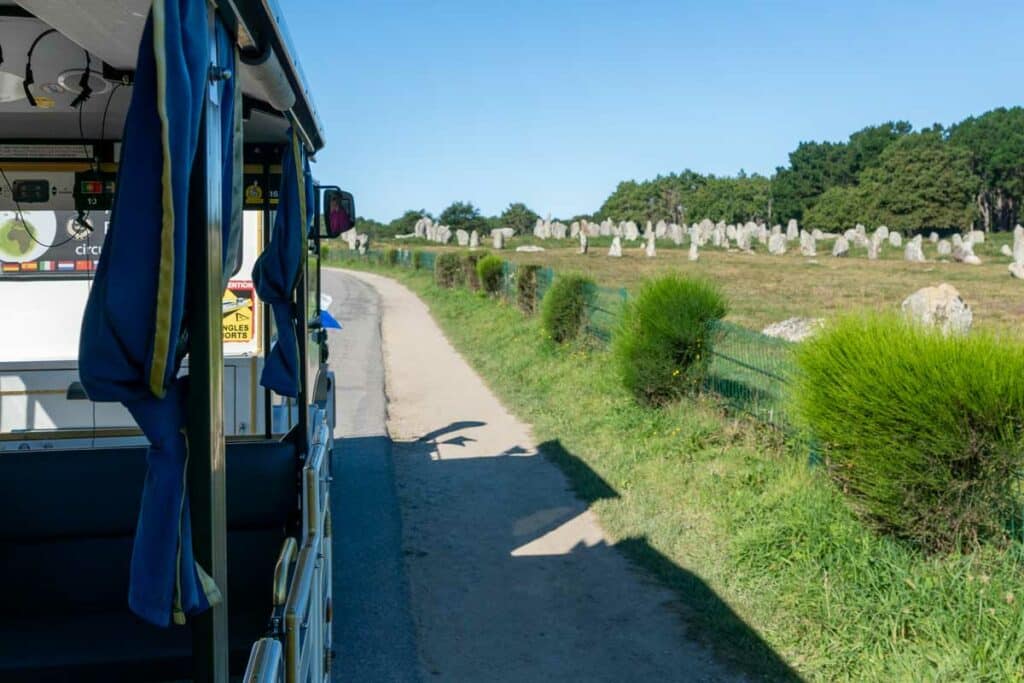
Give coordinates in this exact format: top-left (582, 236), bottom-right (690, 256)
top-left (286, 1), bottom-right (1024, 222)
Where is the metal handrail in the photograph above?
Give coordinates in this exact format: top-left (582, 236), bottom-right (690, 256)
top-left (272, 537), bottom-right (298, 607)
top-left (243, 638), bottom-right (284, 683)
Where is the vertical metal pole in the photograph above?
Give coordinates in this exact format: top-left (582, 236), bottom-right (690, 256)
top-left (188, 8), bottom-right (228, 682)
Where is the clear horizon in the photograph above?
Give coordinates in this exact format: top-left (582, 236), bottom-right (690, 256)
top-left (288, 0), bottom-right (1024, 221)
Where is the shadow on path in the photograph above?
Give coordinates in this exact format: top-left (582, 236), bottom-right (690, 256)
top-left (393, 423), bottom-right (802, 682)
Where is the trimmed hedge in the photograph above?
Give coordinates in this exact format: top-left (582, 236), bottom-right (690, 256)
top-left (516, 264), bottom-right (541, 314)
top-left (412, 249), bottom-right (425, 270)
top-left (435, 252), bottom-right (463, 288)
top-left (611, 275), bottom-right (727, 406)
top-left (384, 247), bottom-right (399, 266)
top-left (793, 312), bottom-right (1024, 552)
top-left (476, 254), bottom-right (504, 295)
top-left (463, 251), bottom-right (487, 291)
top-left (541, 274), bottom-right (593, 343)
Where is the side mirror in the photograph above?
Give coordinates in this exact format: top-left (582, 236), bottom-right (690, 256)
top-left (320, 186), bottom-right (355, 238)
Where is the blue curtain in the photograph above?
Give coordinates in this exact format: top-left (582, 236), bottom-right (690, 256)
top-left (253, 129), bottom-right (313, 398)
top-left (79, 0), bottom-right (237, 627)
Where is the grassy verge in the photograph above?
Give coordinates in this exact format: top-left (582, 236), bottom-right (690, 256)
top-left (331, 258), bottom-right (1024, 681)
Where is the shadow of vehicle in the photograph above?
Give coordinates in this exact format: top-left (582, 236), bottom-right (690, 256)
top-left (334, 420), bottom-right (802, 682)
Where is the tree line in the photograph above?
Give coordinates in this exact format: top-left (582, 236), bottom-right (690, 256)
top-left (357, 106), bottom-right (1024, 236)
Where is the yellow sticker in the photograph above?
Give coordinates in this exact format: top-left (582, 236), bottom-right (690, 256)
top-left (222, 282), bottom-right (254, 343)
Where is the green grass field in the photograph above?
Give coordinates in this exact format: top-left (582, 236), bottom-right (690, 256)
top-left (332, 255), bottom-right (1024, 681)
top-left (382, 230), bottom-right (1023, 335)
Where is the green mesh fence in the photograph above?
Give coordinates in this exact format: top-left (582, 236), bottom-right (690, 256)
top-left (704, 321), bottom-right (796, 433)
top-left (584, 285), bottom-right (628, 343)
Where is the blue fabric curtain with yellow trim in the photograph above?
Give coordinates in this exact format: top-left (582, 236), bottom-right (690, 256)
top-left (253, 130), bottom-right (312, 398)
top-left (78, 0), bottom-right (238, 628)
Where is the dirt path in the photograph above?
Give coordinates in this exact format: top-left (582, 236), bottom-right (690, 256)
top-left (328, 268), bottom-right (743, 682)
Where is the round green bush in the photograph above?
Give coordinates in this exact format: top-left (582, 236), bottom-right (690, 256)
top-left (434, 252), bottom-right (463, 288)
top-left (611, 275), bottom-right (727, 406)
top-left (793, 313), bottom-right (1024, 552)
top-left (476, 254), bottom-right (504, 295)
top-left (516, 264), bottom-right (541, 314)
top-left (541, 274), bottom-right (593, 343)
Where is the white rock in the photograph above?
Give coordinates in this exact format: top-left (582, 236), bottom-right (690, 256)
top-left (761, 317), bottom-right (824, 343)
top-left (469, 230), bottom-right (479, 249)
top-left (936, 239), bottom-right (952, 257)
top-left (492, 230), bottom-right (504, 249)
top-left (1009, 262), bottom-right (1024, 279)
top-left (799, 230), bottom-right (816, 257)
top-left (889, 232), bottom-right (903, 248)
top-left (579, 230), bottom-right (588, 255)
top-left (768, 233), bottom-right (787, 255)
top-left (655, 220), bottom-right (667, 238)
top-left (832, 236), bottom-right (850, 257)
top-left (786, 219), bottom-right (799, 242)
top-left (456, 229), bottom-right (469, 247)
top-left (688, 242), bottom-right (699, 261)
top-left (929, 232), bottom-right (939, 243)
top-left (1001, 244), bottom-right (1013, 258)
top-left (969, 230), bottom-right (985, 244)
top-left (608, 236), bottom-right (622, 257)
top-left (645, 232), bottom-right (656, 258)
top-left (904, 237), bottom-right (926, 263)
top-left (901, 284), bottom-right (972, 335)
top-left (515, 245), bottom-right (545, 253)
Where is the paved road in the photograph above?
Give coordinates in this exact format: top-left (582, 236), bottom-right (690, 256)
top-left (324, 270), bottom-right (419, 683)
top-left (324, 268), bottom-right (743, 682)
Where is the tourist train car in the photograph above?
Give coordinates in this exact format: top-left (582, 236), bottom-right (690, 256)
top-left (0, 1), bottom-right (352, 681)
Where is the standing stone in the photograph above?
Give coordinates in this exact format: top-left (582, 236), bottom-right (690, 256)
top-left (969, 230), bottom-right (985, 244)
top-left (469, 230), bottom-right (479, 249)
top-left (799, 230), bottom-right (816, 257)
top-left (888, 232), bottom-right (902, 248)
top-left (832, 236), bottom-right (850, 257)
top-left (579, 230), bottom-right (589, 255)
top-left (953, 242), bottom-right (981, 265)
top-left (608, 236), bottom-right (622, 257)
top-left (873, 226), bottom-right (889, 244)
top-left (936, 239), bottom-right (952, 257)
top-left (688, 242), bottom-right (699, 262)
top-left (952, 233), bottom-right (963, 248)
top-left (551, 222), bottom-right (568, 240)
top-left (867, 238), bottom-right (880, 260)
top-left (655, 220), bottom-right (667, 238)
top-left (492, 229), bottom-right (504, 250)
top-left (904, 236), bottom-right (926, 263)
top-left (726, 224), bottom-right (738, 241)
top-left (736, 227), bottom-right (752, 252)
top-left (570, 221), bottom-right (580, 239)
top-left (768, 233), bottom-right (787, 255)
top-left (901, 284), bottom-right (973, 335)
top-left (357, 233), bottom-right (369, 255)
top-left (1001, 244), bottom-right (1013, 258)
top-left (786, 219), bottom-right (799, 242)
top-left (645, 232), bottom-right (656, 258)
top-left (1009, 225), bottom-right (1024, 278)
top-left (669, 224), bottom-right (685, 245)
top-left (456, 229), bottom-right (470, 246)
top-left (624, 222), bottom-right (639, 241)
top-left (1013, 224), bottom-right (1024, 262)
top-left (929, 232), bottom-right (939, 243)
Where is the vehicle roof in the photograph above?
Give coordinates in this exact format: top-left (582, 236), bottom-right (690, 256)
top-left (0, 0), bottom-right (325, 152)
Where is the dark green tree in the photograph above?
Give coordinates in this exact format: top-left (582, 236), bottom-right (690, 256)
top-left (439, 201), bottom-right (487, 232)
top-left (498, 202), bottom-right (540, 234)
top-left (859, 131), bottom-right (979, 231)
top-left (948, 107), bottom-right (1024, 231)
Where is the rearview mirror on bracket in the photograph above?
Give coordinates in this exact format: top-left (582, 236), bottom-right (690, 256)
top-left (319, 186), bottom-right (355, 238)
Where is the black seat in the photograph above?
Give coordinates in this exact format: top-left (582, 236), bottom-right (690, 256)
top-left (0, 440), bottom-right (298, 682)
